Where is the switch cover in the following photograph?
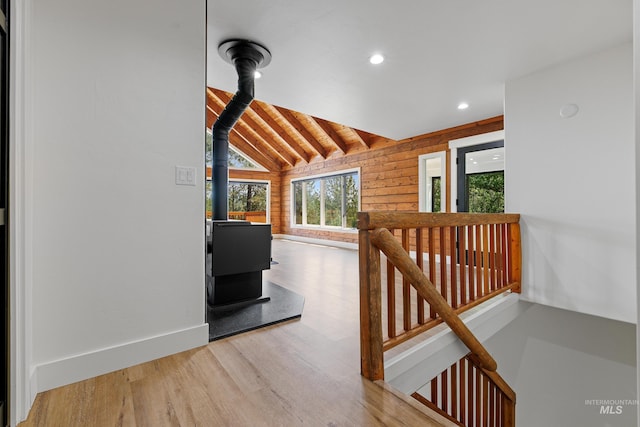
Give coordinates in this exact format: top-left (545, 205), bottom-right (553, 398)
top-left (175, 166), bottom-right (197, 186)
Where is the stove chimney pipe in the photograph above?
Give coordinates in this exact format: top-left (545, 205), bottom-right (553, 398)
top-left (212, 39), bottom-right (271, 220)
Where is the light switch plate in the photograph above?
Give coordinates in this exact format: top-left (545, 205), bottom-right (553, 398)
top-left (175, 166), bottom-right (197, 186)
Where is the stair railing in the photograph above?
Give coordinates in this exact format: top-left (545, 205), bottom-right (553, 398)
top-left (358, 211), bottom-right (520, 425)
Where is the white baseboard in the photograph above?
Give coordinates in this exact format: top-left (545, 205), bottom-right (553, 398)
top-left (35, 323), bottom-right (209, 393)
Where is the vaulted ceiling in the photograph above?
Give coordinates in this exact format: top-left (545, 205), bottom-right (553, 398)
top-left (206, 87), bottom-right (397, 172)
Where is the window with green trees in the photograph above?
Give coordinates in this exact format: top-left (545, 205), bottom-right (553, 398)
top-left (205, 180), bottom-right (269, 221)
top-left (431, 176), bottom-right (441, 212)
top-left (293, 171), bottom-right (360, 229)
top-left (466, 171), bottom-right (504, 213)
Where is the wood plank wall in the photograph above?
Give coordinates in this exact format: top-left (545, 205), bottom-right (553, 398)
top-left (278, 117), bottom-right (503, 243)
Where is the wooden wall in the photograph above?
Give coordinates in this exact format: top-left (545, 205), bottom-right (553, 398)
top-left (277, 117), bottom-right (503, 244)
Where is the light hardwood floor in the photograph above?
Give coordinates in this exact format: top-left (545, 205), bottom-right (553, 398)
top-left (19, 239), bottom-right (452, 426)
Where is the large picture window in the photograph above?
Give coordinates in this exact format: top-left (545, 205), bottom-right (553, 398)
top-left (292, 170), bottom-right (360, 230)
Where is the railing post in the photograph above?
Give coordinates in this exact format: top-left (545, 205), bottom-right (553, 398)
top-left (508, 222), bottom-right (522, 293)
top-left (503, 396), bottom-right (516, 427)
top-left (359, 224), bottom-right (384, 381)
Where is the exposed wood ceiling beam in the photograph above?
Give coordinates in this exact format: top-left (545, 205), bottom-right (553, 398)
top-left (354, 129), bottom-right (374, 147)
top-left (274, 107), bottom-right (328, 159)
top-left (310, 118), bottom-right (348, 154)
top-left (207, 104), bottom-right (282, 172)
top-left (251, 102), bottom-right (314, 163)
top-left (207, 90), bottom-right (297, 167)
top-left (205, 86), bottom-right (397, 171)
top-left (344, 127), bottom-right (369, 148)
top-left (214, 90), bottom-right (303, 166)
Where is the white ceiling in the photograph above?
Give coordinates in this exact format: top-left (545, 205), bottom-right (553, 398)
top-left (206, 0), bottom-right (632, 140)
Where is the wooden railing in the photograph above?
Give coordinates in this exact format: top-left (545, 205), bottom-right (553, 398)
top-left (208, 210), bottom-right (267, 223)
top-left (229, 210), bottom-right (267, 223)
top-left (358, 211), bottom-right (521, 425)
top-left (412, 354), bottom-right (516, 427)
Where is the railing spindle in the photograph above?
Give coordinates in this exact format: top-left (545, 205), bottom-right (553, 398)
top-left (450, 225), bottom-right (458, 308)
top-left (443, 374), bottom-right (447, 413)
top-left (475, 367), bottom-right (481, 427)
top-left (468, 360), bottom-right (475, 427)
top-left (459, 225), bottom-right (467, 306)
top-left (402, 229), bottom-right (411, 332)
top-left (439, 227), bottom-right (447, 303)
top-left (483, 224), bottom-right (490, 295)
top-left (451, 361), bottom-right (458, 420)
top-left (490, 224), bottom-right (496, 292)
top-left (416, 228), bottom-right (425, 324)
top-left (475, 225), bottom-right (482, 299)
top-left (468, 225), bottom-right (475, 301)
top-left (428, 227), bottom-right (437, 319)
top-left (431, 377), bottom-right (438, 407)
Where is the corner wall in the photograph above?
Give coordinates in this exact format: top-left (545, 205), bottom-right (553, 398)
top-left (26, 0), bottom-right (208, 398)
top-left (505, 43), bottom-right (636, 323)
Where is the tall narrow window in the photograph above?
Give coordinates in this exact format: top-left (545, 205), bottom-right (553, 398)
top-left (418, 152), bottom-right (446, 212)
top-left (431, 176), bottom-right (441, 212)
top-left (292, 170), bottom-right (360, 230)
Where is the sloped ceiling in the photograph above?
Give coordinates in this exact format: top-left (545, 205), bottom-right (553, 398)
top-left (206, 87), bottom-right (397, 171)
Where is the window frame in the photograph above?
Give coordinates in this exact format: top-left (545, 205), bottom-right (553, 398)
top-left (205, 177), bottom-right (271, 223)
top-left (418, 151), bottom-right (446, 212)
top-left (290, 168), bottom-right (361, 232)
top-left (228, 178), bottom-right (271, 223)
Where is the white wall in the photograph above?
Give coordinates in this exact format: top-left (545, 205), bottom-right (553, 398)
top-left (25, 0), bottom-right (208, 397)
top-left (485, 303), bottom-right (637, 426)
top-left (635, 0), bottom-right (640, 418)
top-left (505, 43), bottom-right (636, 323)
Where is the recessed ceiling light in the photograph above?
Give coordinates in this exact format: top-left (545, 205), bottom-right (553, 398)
top-left (254, 70), bottom-right (262, 79)
top-left (458, 102), bottom-right (469, 110)
top-left (369, 53), bottom-right (384, 65)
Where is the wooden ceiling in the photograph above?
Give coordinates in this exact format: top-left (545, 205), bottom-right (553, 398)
top-left (206, 87), bottom-right (395, 172)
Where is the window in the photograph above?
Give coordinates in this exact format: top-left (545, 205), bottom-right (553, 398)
top-left (431, 176), bottom-right (441, 212)
top-left (292, 170), bottom-right (360, 230)
top-left (418, 152), bottom-right (446, 212)
top-left (456, 142), bottom-right (504, 213)
top-left (205, 130), bottom-right (266, 171)
top-left (205, 179), bottom-right (270, 223)
top-left (466, 171), bottom-right (504, 213)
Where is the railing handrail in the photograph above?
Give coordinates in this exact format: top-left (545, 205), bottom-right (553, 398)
top-left (370, 227), bottom-right (497, 371)
top-left (358, 211), bottom-right (520, 230)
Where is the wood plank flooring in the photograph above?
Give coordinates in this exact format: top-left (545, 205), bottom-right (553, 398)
top-left (19, 239), bottom-right (453, 426)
